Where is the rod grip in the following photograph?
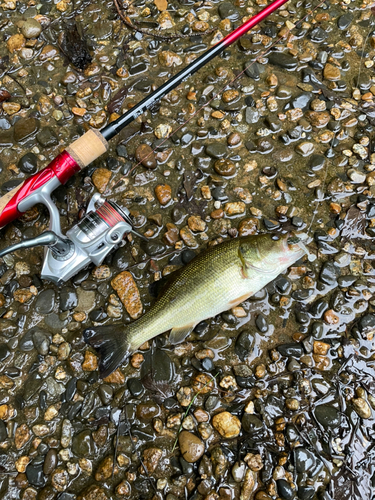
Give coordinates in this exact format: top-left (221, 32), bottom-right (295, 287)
top-left (66, 129), bottom-right (108, 168)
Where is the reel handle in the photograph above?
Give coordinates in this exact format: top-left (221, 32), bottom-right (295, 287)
top-left (0, 231), bottom-right (73, 260)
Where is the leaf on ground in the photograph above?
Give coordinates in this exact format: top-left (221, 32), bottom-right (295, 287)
top-left (108, 86), bottom-right (129, 114)
top-left (59, 23), bottom-right (92, 70)
top-left (340, 206), bottom-right (367, 240)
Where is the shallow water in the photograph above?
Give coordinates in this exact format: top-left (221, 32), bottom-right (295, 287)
top-left (0, 0), bottom-right (375, 499)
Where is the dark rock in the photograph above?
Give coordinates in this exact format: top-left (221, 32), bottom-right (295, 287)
top-left (14, 117), bottom-right (39, 143)
top-left (205, 143), bottom-right (227, 159)
top-left (277, 343), bottom-right (303, 357)
top-left (43, 449), bottom-right (57, 475)
top-left (0, 343), bottom-right (10, 361)
top-left (264, 395), bottom-right (284, 419)
top-left (127, 378), bottom-right (144, 397)
top-left (242, 414), bottom-right (263, 434)
top-left (218, 2), bottom-right (239, 21)
top-left (26, 460), bottom-right (46, 488)
top-left (277, 479), bottom-right (294, 500)
top-left (141, 240), bottom-right (165, 256)
top-left (255, 313), bottom-right (268, 333)
top-left (0, 420), bottom-right (7, 441)
top-left (235, 330), bottom-right (255, 361)
top-left (36, 127), bottom-right (58, 148)
top-left (291, 92), bottom-right (313, 111)
top-left (268, 52), bottom-right (298, 70)
top-left (315, 405), bottom-right (341, 429)
top-left (298, 486), bottom-right (315, 500)
top-left (337, 13), bottom-right (353, 30)
top-left (35, 290), bottom-right (55, 314)
top-left (60, 287), bottom-right (78, 311)
top-left (294, 448), bottom-right (315, 473)
top-left (98, 384), bottom-right (113, 405)
top-left (32, 328), bottom-right (51, 355)
top-left (307, 154), bottom-right (325, 171)
top-left (319, 262), bottom-right (340, 285)
top-left (244, 61), bottom-right (261, 80)
top-left (72, 430), bottom-right (95, 458)
top-left (181, 250), bottom-right (196, 264)
top-left (18, 152), bottom-right (38, 174)
top-left (309, 27), bottom-right (327, 43)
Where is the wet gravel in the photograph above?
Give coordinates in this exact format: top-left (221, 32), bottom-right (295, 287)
top-left (0, 0), bottom-right (375, 499)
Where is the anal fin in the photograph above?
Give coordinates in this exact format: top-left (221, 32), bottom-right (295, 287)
top-left (169, 324), bottom-right (195, 345)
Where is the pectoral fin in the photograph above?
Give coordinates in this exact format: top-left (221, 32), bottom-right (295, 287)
top-left (238, 246), bottom-right (250, 278)
top-left (169, 324), bottom-right (195, 345)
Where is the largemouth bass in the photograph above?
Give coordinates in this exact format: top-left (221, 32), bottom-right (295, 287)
top-left (84, 233), bottom-right (305, 377)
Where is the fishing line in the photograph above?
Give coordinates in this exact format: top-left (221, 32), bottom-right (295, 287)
top-left (107, 0), bottom-right (329, 194)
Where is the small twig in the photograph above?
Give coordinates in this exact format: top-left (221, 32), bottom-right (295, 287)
top-left (113, 0), bottom-right (215, 40)
top-left (171, 372), bottom-right (219, 453)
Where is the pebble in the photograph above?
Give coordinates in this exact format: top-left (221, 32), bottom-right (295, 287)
top-left (43, 449), bottom-right (57, 475)
top-left (92, 168), bottom-right (111, 194)
top-left (35, 289), bottom-right (55, 314)
top-left (135, 144), bottom-right (156, 169)
top-left (323, 63), bottom-right (341, 81)
top-left (21, 18), bottom-right (42, 38)
top-left (214, 159), bottom-right (236, 176)
top-left (352, 398), bottom-right (372, 419)
top-left (268, 52), bottom-right (298, 70)
top-left (111, 271), bottom-right (142, 319)
top-left (212, 411), bottom-right (241, 438)
top-left (155, 184), bottom-right (172, 205)
top-left (18, 152), bottom-right (38, 174)
top-left (178, 431), bottom-right (205, 463)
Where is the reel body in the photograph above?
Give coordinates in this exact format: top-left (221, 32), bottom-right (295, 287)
top-left (0, 193), bottom-right (135, 285)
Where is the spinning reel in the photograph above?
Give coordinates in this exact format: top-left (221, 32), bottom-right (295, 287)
top-left (0, 193), bottom-right (144, 285)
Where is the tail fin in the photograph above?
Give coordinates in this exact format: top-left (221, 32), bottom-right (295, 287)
top-left (83, 325), bottom-right (131, 378)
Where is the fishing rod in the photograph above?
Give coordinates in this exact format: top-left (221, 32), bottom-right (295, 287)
top-left (0, 0), bottom-right (289, 230)
top-left (0, 0), bottom-right (291, 283)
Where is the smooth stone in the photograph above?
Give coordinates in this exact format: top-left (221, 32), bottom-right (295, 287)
top-left (245, 107), bottom-right (259, 124)
top-left (98, 384), bottom-right (113, 405)
top-left (294, 448), bottom-right (315, 473)
top-left (264, 395), bottom-right (284, 419)
top-left (23, 373), bottom-right (43, 401)
top-left (0, 343), bottom-right (10, 361)
top-left (178, 431), bottom-right (205, 463)
top-left (60, 287), bottom-right (78, 311)
top-left (14, 117), bottom-right (39, 142)
top-left (32, 329), bottom-right (51, 355)
top-left (277, 343), bottom-right (303, 357)
top-left (75, 289), bottom-right (96, 312)
top-left (308, 154), bottom-right (325, 171)
top-left (315, 405), bottom-right (341, 428)
top-left (35, 289), bottom-right (55, 314)
top-left (140, 348), bottom-right (175, 387)
top-left (255, 313), bottom-right (268, 333)
top-left (277, 479), bottom-right (294, 500)
top-left (0, 117), bottom-right (11, 130)
top-left (36, 127), bottom-right (58, 148)
top-left (337, 13), bottom-right (352, 30)
top-left (242, 414), bottom-right (263, 434)
top-left (205, 143), bottom-right (227, 159)
top-left (319, 262), bottom-right (339, 285)
top-left (43, 449), bottom-right (57, 475)
top-left (298, 486), bottom-right (315, 500)
top-left (244, 61), bottom-right (261, 81)
top-left (309, 27), bottom-right (327, 43)
top-left (127, 378), bottom-right (144, 397)
top-left (291, 92), bottom-right (312, 110)
top-left (218, 2), bottom-right (239, 21)
top-left (235, 330), bottom-right (255, 361)
top-left (18, 152), bottom-right (38, 174)
top-left (44, 313), bottom-right (68, 333)
top-left (72, 430), bottom-right (95, 458)
top-left (268, 52), bottom-right (298, 70)
top-left (26, 461), bottom-right (46, 488)
top-left (21, 18), bottom-right (42, 38)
